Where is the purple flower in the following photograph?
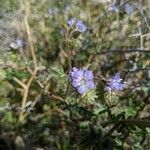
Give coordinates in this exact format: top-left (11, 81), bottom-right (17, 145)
top-left (67, 18), bottom-right (76, 26)
top-left (10, 38), bottom-right (25, 49)
top-left (105, 73), bottom-right (125, 92)
top-left (67, 18), bottom-right (87, 32)
top-left (16, 39), bottom-right (24, 48)
top-left (109, 3), bottom-right (119, 12)
top-left (76, 20), bottom-right (87, 32)
top-left (124, 3), bottom-right (133, 15)
top-left (70, 67), bottom-right (95, 94)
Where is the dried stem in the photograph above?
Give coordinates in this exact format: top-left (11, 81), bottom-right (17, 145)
top-left (16, 0), bottom-right (38, 122)
top-left (24, 0), bottom-right (37, 68)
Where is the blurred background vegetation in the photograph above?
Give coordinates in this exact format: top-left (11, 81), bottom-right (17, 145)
top-left (0, 0), bottom-right (150, 149)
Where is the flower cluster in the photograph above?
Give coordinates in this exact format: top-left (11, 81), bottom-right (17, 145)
top-left (70, 67), bottom-right (95, 94)
top-left (109, 2), bottom-right (133, 15)
top-left (67, 18), bottom-right (87, 32)
top-left (105, 73), bottom-right (125, 92)
top-left (70, 67), bottom-right (125, 94)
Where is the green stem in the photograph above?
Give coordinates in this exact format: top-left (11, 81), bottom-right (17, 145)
top-left (106, 104), bottom-right (113, 120)
top-left (64, 30), bottom-right (72, 99)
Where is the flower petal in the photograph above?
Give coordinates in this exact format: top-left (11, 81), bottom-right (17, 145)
top-left (77, 85), bottom-right (88, 94)
top-left (84, 70), bottom-right (94, 80)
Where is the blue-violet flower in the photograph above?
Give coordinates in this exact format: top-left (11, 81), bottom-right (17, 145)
top-left (124, 3), bottom-right (133, 15)
top-left (109, 3), bottom-right (119, 12)
top-left (67, 18), bottom-right (76, 26)
top-left (67, 18), bottom-right (87, 32)
top-left (76, 20), bottom-right (87, 32)
top-left (106, 73), bottom-right (125, 92)
top-left (70, 67), bottom-right (95, 94)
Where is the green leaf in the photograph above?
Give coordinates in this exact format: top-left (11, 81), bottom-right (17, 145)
top-left (51, 66), bottom-right (67, 78)
top-left (80, 121), bottom-right (90, 128)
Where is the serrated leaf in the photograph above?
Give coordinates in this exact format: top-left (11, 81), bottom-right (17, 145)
top-left (51, 66), bottom-right (66, 78)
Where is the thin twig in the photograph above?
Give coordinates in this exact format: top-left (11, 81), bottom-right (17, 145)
top-left (24, 0), bottom-right (37, 68)
top-left (13, 77), bottom-right (26, 89)
top-left (17, 0), bottom-right (38, 122)
top-left (96, 49), bottom-right (150, 55)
